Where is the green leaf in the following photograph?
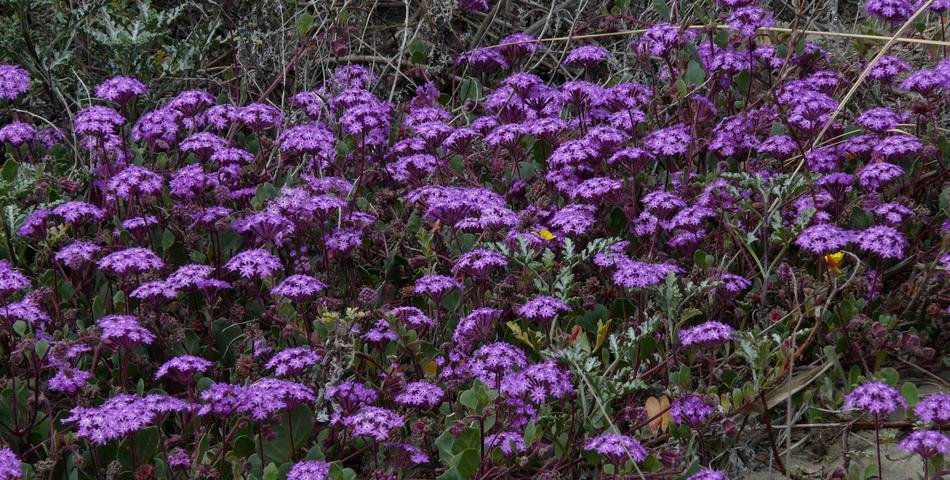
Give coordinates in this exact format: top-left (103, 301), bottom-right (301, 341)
top-left (594, 320), bottom-right (611, 352)
top-left (34, 339), bottom-right (49, 358)
top-left (685, 60), bottom-right (705, 86)
top-left (454, 449), bottom-right (480, 478)
top-left (901, 382), bottom-right (919, 407)
top-left (252, 183), bottom-right (279, 209)
top-left (161, 228), bottom-right (175, 251)
top-left (330, 464), bottom-right (357, 480)
top-left (1, 159), bottom-right (17, 182)
top-left (672, 365), bottom-right (691, 388)
top-left (231, 435), bottom-right (255, 457)
top-left (693, 250), bottom-right (713, 268)
top-left (409, 38), bottom-right (428, 64)
top-left (12, 321), bottom-right (26, 336)
top-left (653, 0), bottom-right (671, 18)
top-left (112, 289), bottom-right (126, 310)
top-left (459, 78), bottom-right (482, 102)
top-left (523, 421), bottom-right (537, 447)
top-left (680, 308), bottom-right (703, 323)
top-left (263, 462), bottom-right (279, 480)
top-left (877, 367), bottom-right (899, 386)
top-left (675, 77), bottom-right (687, 97)
top-left (296, 13), bottom-right (314, 36)
top-left (735, 71), bottom-right (751, 96)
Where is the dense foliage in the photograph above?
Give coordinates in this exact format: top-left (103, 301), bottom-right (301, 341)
top-left (0, 0), bottom-right (948, 479)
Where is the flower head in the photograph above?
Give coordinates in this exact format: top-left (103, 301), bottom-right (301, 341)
top-left (272, 274), bottom-right (327, 302)
top-left (326, 381), bottom-right (378, 413)
top-left (865, 0), bottom-right (915, 25)
top-left (0, 65), bottom-right (30, 100)
top-left (469, 342), bottom-right (527, 386)
top-left (855, 225), bottom-right (907, 259)
top-left (680, 321), bottom-right (735, 348)
top-left (727, 6), bottom-right (774, 37)
top-left (413, 274), bottom-right (462, 299)
top-left (395, 381), bottom-right (445, 409)
top-left (98, 247), bottom-right (164, 277)
top-left (455, 48), bottom-right (509, 72)
top-left (858, 162), bottom-right (903, 190)
top-left (168, 449), bottom-right (191, 471)
top-left (0, 298), bottom-right (50, 326)
top-left (287, 460), bottom-right (330, 480)
top-left (898, 430), bottom-right (950, 458)
top-left (387, 306), bottom-right (435, 330)
top-left (563, 45), bottom-right (609, 69)
top-left (265, 347), bottom-right (322, 376)
top-left (900, 69), bottom-right (948, 96)
top-left (485, 431), bottom-right (526, 456)
top-left (0, 122), bottom-right (35, 146)
top-left (96, 76), bottom-right (147, 103)
top-left (843, 381), bottom-right (906, 416)
top-left (64, 394), bottom-right (194, 444)
top-left (225, 249), bottom-right (282, 279)
top-left (500, 359), bottom-right (574, 404)
top-left (107, 165), bottom-right (164, 201)
top-left (671, 394), bottom-right (715, 427)
top-left (344, 406), bottom-right (405, 441)
top-left (795, 224), bottom-right (852, 255)
top-left (644, 124), bottom-right (691, 156)
top-left (868, 56), bottom-right (911, 83)
top-left (98, 315), bottom-right (155, 349)
top-left (0, 262), bottom-right (30, 297)
top-left (0, 448), bottom-right (18, 480)
top-left (156, 355), bottom-right (213, 383)
top-left (634, 23), bottom-right (695, 57)
top-left (915, 393), bottom-right (950, 425)
top-left (518, 295), bottom-right (571, 323)
top-left (584, 433), bottom-right (648, 464)
top-left (687, 470), bottom-right (731, 480)
top-left (612, 258), bottom-right (682, 289)
top-left (49, 368), bottom-right (93, 396)
top-left (53, 201), bottom-right (106, 225)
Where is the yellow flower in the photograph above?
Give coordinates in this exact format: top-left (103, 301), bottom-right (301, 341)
top-left (823, 251), bottom-right (845, 271)
top-left (534, 228), bottom-right (556, 241)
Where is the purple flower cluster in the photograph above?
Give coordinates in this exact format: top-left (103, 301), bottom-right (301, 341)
top-left (156, 355), bottom-right (213, 383)
top-left (517, 295), bottom-right (571, 322)
top-left (343, 406), bottom-right (405, 441)
top-left (679, 321), bottom-right (735, 348)
top-left (95, 76), bottom-right (147, 103)
top-left (272, 274), bottom-right (327, 301)
top-left (199, 379), bottom-right (315, 420)
top-left (843, 381), bottom-right (907, 416)
top-left (98, 315), bottom-right (156, 349)
top-left (98, 247), bottom-right (164, 276)
top-left (395, 381), bottom-right (445, 409)
top-left (0, 64), bottom-right (30, 100)
top-left (584, 433), bottom-right (648, 464)
top-left (898, 430), bottom-right (950, 458)
top-left (687, 470), bottom-right (731, 480)
top-left (265, 347), bottom-right (322, 376)
top-left (64, 394), bottom-right (195, 444)
top-left (0, 449), bottom-right (20, 479)
top-left (288, 460), bottom-right (331, 480)
top-left (671, 394), bottom-right (715, 427)
top-left (915, 393), bottom-right (950, 424)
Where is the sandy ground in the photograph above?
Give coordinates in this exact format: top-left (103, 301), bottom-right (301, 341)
top-left (745, 428), bottom-right (923, 479)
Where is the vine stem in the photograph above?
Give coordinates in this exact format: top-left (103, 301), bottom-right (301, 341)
top-left (875, 415), bottom-right (884, 480)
